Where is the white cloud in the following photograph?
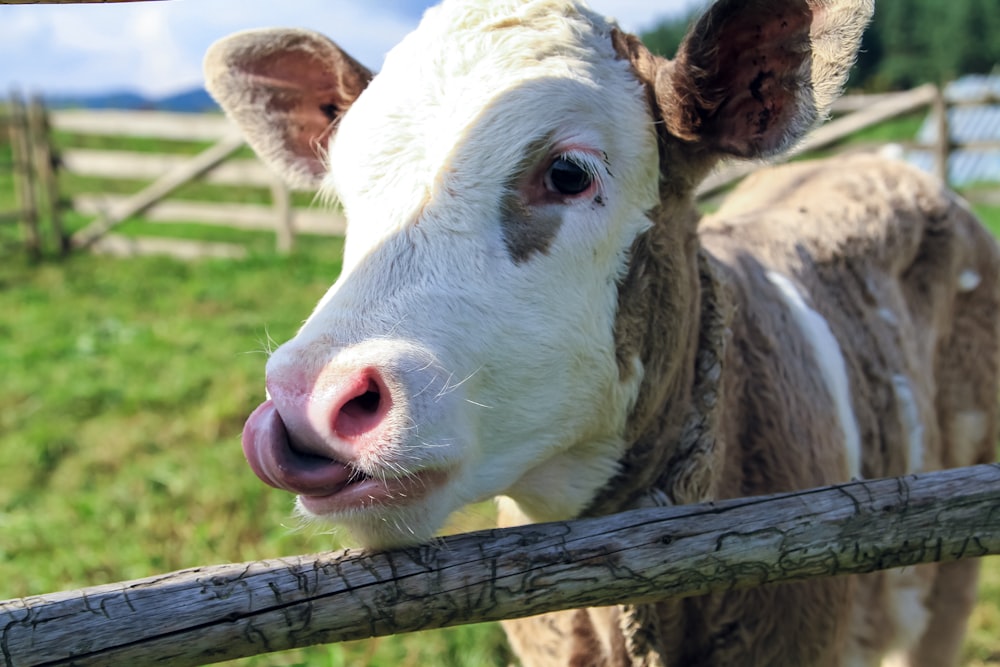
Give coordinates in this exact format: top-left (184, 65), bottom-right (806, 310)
top-left (0, 12), bottom-right (44, 52)
top-left (0, 0), bottom-right (702, 97)
top-left (2, 0), bottom-right (417, 96)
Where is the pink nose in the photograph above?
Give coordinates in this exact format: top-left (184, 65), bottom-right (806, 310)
top-left (268, 366), bottom-right (393, 458)
top-left (330, 370), bottom-right (391, 440)
top-left (242, 366), bottom-right (395, 496)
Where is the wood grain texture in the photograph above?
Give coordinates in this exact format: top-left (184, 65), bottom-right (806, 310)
top-left (2, 464), bottom-right (998, 666)
top-left (0, 1), bottom-right (163, 4)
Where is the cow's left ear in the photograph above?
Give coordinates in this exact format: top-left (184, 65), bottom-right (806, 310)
top-left (204, 28), bottom-right (373, 189)
top-left (624, 0), bottom-right (872, 160)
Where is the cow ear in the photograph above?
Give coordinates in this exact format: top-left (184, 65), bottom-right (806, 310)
top-left (204, 28), bottom-right (373, 189)
top-left (655, 0), bottom-right (872, 159)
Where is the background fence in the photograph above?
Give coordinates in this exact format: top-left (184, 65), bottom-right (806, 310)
top-left (1, 82), bottom-right (998, 261)
top-left (53, 108), bottom-right (345, 259)
top-left (1, 91), bottom-right (63, 259)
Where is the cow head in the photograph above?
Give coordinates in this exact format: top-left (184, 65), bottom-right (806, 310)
top-left (206, 0), bottom-right (871, 547)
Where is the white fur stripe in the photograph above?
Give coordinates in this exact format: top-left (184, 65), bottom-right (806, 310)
top-left (891, 374), bottom-right (924, 473)
top-left (767, 272), bottom-right (862, 480)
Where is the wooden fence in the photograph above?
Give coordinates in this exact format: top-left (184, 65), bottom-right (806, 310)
top-left (1, 463), bottom-right (998, 666)
top-left (0, 92), bottom-right (65, 259)
top-left (3, 0), bottom-right (999, 251)
top-left (1, 82), bottom-right (996, 260)
top-left (50, 109), bottom-right (345, 259)
top-left (0, 0), bottom-right (159, 4)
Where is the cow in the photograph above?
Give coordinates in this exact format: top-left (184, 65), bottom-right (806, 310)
top-left (205, 0), bottom-right (1000, 665)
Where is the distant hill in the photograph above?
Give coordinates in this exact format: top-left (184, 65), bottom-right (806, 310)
top-left (45, 87), bottom-right (218, 113)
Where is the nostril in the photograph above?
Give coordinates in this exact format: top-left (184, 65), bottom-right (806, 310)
top-left (333, 374), bottom-right (390, 439)
top-left (344, 380), bottom-right (381, 416)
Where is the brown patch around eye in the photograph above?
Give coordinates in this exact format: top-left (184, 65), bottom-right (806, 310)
top-left (497, 136), bottom-right (567, 264)
top-left (499, 192), bottom-right (565, 264)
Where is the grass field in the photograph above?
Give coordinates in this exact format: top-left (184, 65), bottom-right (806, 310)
top-left (0, 244), bottom-right (512, 667)
top-left (2, 125), bottom-right (1000, 665)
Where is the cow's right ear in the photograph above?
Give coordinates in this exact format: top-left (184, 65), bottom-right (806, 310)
top-left (204, 29), bottom-right (373, 189)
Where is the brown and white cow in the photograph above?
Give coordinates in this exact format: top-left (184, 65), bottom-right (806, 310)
top-left (205, 1), bottom-right (1000, 665)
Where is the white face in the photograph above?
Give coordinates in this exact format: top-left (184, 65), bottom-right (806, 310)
top-left (240, 1), bottom-right (662, 547)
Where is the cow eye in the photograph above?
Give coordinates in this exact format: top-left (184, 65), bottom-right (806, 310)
top-left (545, 157), bottom-right (593, 196)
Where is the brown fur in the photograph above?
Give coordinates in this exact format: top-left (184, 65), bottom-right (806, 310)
top-left (505, 154), bottom-right (1000, 666)
top-left (504, 2), bottom-right (997, 663)
top-left (505, 5), bottom-right (1000, 667)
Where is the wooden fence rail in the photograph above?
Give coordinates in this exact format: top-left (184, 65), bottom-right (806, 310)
top-left (2, 464), bottom-right (998, 666)
top-left (0, 1), bottom-right (162, 4)
top-left (69, 133), bottom-right (246, 250)
top-left (45, 107), bottom-right (345, 258)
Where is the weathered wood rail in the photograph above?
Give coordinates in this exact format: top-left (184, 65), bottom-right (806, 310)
top-left (2, 464), bottom-right (998, 666)
top-left (46, 108), bottom-right (345, 258)
top-left (0, 1), bottom-right (161, 4)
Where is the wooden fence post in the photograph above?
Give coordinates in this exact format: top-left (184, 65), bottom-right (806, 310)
top-left (933, 84), bottom-right (951, 185)
top-left (28, 95), bottom-right (68, 255)
top-left (8, 91), bottom-right (42, 260)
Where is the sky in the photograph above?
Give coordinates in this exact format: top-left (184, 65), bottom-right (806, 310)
top-left (1, 0), bottom-right (702, 98)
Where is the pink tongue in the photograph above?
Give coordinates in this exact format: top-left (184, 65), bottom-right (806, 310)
top-left (242, 400), bottom-right (354, 496)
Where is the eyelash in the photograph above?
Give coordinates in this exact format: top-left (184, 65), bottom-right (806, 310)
top-left (544, 152), bottom-right (604, 197)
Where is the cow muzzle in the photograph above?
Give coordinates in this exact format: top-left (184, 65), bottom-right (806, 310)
top-left (241, 340), bottom-right (460, 517)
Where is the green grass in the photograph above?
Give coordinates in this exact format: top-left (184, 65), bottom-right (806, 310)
top-left (973, 204), bottom-right (1000, 238)
top-left (52, 130), bottom-right (223, 156)
top-left (0, 244), bottom-right (510, 666)
top-left (835, 110), bottom-right (928, 146)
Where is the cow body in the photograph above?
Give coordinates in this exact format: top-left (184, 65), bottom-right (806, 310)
top-left (206, 1), bottom-right (1000, 665)
top-left (503, 154), bottom-right (1000, 666)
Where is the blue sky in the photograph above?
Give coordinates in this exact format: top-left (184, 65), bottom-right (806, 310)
top-left (1, 0), bottom-right (701, 97)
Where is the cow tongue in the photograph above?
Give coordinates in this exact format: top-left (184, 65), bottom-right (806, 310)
top-left (242, 400), bottom-right (354, 496)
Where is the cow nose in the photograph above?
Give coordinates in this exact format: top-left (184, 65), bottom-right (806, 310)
top-left (265, 365), bottom-right (393, 461)
top-left (330, 368), bottom-right (391, 440)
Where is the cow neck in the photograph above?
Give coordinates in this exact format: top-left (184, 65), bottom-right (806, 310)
top-left (582, 248), bottom-right (729, 517)
top-left (585, 252), bottom-right (729, 667)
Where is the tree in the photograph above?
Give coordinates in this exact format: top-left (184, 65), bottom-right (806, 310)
top-left (640, 1), bottom-right (1000, 93)
top-left (640, 10), bottom-right (698, 59)
top-left (852, 0), bottom-right (1000, 91)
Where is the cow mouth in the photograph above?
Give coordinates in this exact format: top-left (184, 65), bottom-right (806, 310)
top-left (241, 400), bottom-right (448, 514)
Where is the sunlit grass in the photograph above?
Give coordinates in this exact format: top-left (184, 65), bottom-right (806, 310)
top-left (0, 245), bottom-right (508, 666)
